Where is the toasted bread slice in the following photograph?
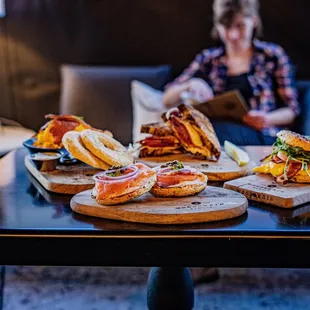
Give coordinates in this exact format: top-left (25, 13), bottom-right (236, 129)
top-left (291, 174), bottom-right (310, 183)
top-left (140, 122), bottom-right (174, 136)
top-left (150, 181), bottom-right (207, 197)
top-left (162, 104), bottom-right (221, 160)
top-left (277, 130), bottom-right (310, 152)
top-left (139, 146), bottom-right (184, 158)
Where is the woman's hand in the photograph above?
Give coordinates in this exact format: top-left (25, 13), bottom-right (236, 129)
top-left (186, 78), bottom-right (214, 102)
top-left (162, 78), bottom-right (214, 108)
top-left (243, 111), bottom-right (269, 131)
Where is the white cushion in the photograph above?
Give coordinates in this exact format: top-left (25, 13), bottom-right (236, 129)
top-left (0, 126), bottom-right (35, 156)
top-left (131, 80), bottom-right (165, 143)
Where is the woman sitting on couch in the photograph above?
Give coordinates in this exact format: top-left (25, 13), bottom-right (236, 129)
top-left (163, 0), bottom-right (300, 145)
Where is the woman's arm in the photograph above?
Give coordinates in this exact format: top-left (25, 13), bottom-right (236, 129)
top-left (274, 47), bottom-right (300, 121)
top-left (163, 50), bottom-right (214, 108)
top-left (243, 108), bottom-right (297, 131)
top-left (162, 82), bottom-right (190, 108)
top-left (163, 78), bottom-right (214, 108)
top-left (266, 107), bottom-right (296, 127)
top-left (244, 47), bottom-right (300, 131)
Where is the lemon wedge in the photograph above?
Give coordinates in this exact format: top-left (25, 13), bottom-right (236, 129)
top-left (224, 140), bottom-right (250, 166)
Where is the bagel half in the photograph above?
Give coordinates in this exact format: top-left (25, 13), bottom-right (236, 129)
top-left (150, 181), bottom-right (207, 197)
top-left (277, 130), bottom-right (310, 152)
top-left (92, 174), bottom-right (156, 205)
top-left (62, 131), bottom-right (110, 170)
top-left (291, 174), bottom-right (310, 184)
top-left (150, 161), bottom-right (208, 197)
top-left (80, 129), bottom-right (133, 167)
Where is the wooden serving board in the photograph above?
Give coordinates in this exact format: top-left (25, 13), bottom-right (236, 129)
top-left (224, 174), bottom-right (310, 208)
top-left (25, 155), bottom-right (101, 194)
top-left (70, 186), bottom-right (248, 225)
top-left (138, 152), bottom-right (255, 181)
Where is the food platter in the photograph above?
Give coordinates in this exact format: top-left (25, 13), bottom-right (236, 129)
top-left (23, 137), bottom-right (78, 164)
top-left (224, 174), bottom-right (310, 208)
top-left (71, 186), bottom-right (248, 225)
top-left (24, 155), bottom-right (100, 194)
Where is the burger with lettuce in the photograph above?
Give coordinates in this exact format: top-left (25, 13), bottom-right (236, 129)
top-left (253, 130), bottom-right (310, 184)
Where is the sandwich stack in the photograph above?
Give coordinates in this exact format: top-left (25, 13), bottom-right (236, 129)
top-left (138, 103), bottom-right (221, 161)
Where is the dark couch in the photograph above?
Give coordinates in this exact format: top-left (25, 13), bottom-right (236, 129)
top-left (295, 81), bottom-right (310, 135)
top-left (0, 0), bottom-right (310, 145)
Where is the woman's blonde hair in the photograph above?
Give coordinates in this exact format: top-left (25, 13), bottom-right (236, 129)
top-left (212, 0), bottom-right (263, 39)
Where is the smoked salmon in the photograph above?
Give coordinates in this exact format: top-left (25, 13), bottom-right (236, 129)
top-left (94, 163), bottom-right (156, 200)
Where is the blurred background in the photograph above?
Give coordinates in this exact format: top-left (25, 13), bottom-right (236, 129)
top-left (0, 0), bottom-right (310, 149)
top-left (1, 1), bottom-right (310, 309)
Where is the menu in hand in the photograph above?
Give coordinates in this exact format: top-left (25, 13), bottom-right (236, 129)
top-left (182, 90), bottom-right (249, 122)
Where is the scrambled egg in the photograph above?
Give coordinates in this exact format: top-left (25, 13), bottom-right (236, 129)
top-left (254, 161), bottom-right (309, 177)
top-left (184, 123), bottom-right (203, 147)
top-left (34, 122), bottom-right (60, 149)
top-left (34, 123), bottom-right (88, 149)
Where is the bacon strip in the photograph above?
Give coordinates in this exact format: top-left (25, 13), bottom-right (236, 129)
top-left (49, 120), bottom-right (81, 145)
top-left (45, 114), bottom-right (92, 127)
top-left (171, 117), bottom-right (192, 145)
top-left (271, 155), bottom-right (283, 164)
top-left (260, 154), bottom-right (271, 162)
top-left (277, 151), bottom-right (288, 162)
top-left (140, 136), bottom-right (179, 148)
top-left (275, 161), bottom-right (302, 184)
top-left (261, 151), bottom-right (288, 164)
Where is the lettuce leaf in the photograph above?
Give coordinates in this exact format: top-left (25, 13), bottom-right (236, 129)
top-left (272, 138), bottom-right (310, 162)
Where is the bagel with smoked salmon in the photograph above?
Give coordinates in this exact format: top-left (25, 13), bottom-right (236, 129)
top-left (92, 163), bottom-right (156, 205)
top-left (150, 160), bottom-right (208, 197)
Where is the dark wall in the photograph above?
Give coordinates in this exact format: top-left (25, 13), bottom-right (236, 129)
top-left (0, 0), bottom-right (310, 130)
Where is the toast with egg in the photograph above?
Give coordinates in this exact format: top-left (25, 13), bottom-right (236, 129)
top-left (138, 122), bottom-right (184, 157)
top-left (162, 104), bottom-right (221, 161)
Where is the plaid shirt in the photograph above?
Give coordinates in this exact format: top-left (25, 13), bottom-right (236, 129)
top-left (167, 39), bottom-right (300, 137)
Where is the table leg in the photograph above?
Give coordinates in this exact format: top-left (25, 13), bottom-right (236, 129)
top-left (147, 267), bottom-right (194, 310)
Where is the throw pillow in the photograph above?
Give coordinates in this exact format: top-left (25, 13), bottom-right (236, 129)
top-left (131, 80), bottom-right (165, 143)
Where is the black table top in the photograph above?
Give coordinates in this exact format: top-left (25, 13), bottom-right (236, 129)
top-left (1, 147), bottom-right (310, 268)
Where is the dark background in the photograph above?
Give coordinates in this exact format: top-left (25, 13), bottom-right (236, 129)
top-left (0, 0), bottom-right (309, 130)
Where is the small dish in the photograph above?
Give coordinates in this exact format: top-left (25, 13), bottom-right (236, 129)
top-left (23, 137), bottom-right (64, 154)
top-left (23, 138), bottom-right (78, 165)
top-left (29, 152), bottom-right (61, 172)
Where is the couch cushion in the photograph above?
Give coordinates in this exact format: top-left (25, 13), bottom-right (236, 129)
top-left (295, 81), bottom-right (310, 135)
top-left (60, 65), bottom-right (171, 145)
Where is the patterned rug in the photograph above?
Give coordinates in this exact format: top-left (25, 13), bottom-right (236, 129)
top-left (2, 267), bottom-right (310, 310)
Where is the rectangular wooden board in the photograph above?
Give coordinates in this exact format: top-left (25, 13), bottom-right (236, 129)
top-left (138, 152), bottom-right (255, 182)
top-left (24, 156), bottom-right (101, 194)
top-left (224, 174), bottom-right (310, 208)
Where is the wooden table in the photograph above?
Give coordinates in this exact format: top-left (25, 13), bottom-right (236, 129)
top-left (1, 146), bottom-right (310, 310)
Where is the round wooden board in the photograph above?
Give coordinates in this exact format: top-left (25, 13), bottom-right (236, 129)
top-left (70, 186), bottom-right (248, 225)
top-left (137, 152), bottom-right (255, 181)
